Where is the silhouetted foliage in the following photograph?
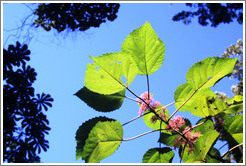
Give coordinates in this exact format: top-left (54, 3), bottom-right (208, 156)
top-left (3, 41), bottom-right (53, 163)
top-left (33, 3), bottom-right (120, 32)
top-left (173, 3), bottom-right (243, 27)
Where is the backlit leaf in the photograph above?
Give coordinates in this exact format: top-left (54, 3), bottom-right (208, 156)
top-left (193, 118), bottom-right (214, 134)
top-left (143, 105), bottom-right (170, 133)
top-left (223, 95), bottom-right (243, 117)
top-left (122, 21), bottom-right (165, 75)
top-left (76, 117), bottom-right (123, 163)
top-left (175, 57), bottom-right (237, 117)
top-left (181, 130), bottom-right (219, 163)
top-left (76, 117), bottom-right (114, 160)
top-left (142, 148), bottom-right (174, 163)
top-left (223, 114), bottom-right (243, 144)
top-left (186, 57), bottom-right (237, 90)
top-left (85, 52), bottom-right (138, 95)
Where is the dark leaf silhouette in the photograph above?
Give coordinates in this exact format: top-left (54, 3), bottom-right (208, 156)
top-left (3, 41), bottom-right (53, 163)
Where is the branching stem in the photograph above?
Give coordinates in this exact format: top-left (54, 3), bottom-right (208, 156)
top-left (207, 153), bottom-right (227, 163)
top-left (124, 96), bottom-right (139, 103)
top-left (122, 129), bottom-right (167, 141)
top-left (122, 115), bottom-right (141, 126)
top-left (212, 143), bottom-right (228, 156)
top-left (221, 143), bottom-right (243, 159)
top-left (124, 87), bottom-right (187, 141)
top-left (182, 118), bottom-right (209, 135)
top-left (168, 89), bottom-right (197, 121)
top-left (122, 101), bottom-right (175, 126)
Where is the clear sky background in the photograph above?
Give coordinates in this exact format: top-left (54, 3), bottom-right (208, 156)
top-left (3, 2), bottom-right (243, 163)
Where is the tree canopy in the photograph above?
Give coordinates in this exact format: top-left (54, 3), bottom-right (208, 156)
top-left (33, 3), bottom-right (120, 32)
top-left (173, 3), bottom-right (243, 27)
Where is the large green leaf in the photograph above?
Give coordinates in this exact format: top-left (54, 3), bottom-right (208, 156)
top-left (223, 114), bottom-right (243, 144)
top-left (76, 117), bottom-right (123, 163)
top-left (174, 84), bottom-right (216, 111)
top-left (143, 105), bottom-right (170, 133)
top-left (190, 97), bottom-right (228, 117)
top-left (75, 86), bottom-right (125, 112)
top-left (121, 21), bottom-right (165, 75)
top-left (76, 117), bottom-right (114, 160)
top-left (194, 130), bottom-right (219, 161)
top-left (85, 52), bottom-right (138, 95)
top-left (142, 148), bottom-right (174, 163)
top-left (181, 130), bottom-right (219, 163)
top-left (175, 57), bottom-right (237, 117)
top-left (186, 57), bottom-right (237, 90)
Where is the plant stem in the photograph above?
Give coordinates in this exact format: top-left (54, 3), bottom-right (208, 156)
top-left (122, 129), bottom-right (167, 141)
top-left (182, 118), bottom-right (209, 135)
top-left (159, 121), bottom-right (162, 150)
top-left (122, 115), bottom-right (141, 126)
top-left (207, 153), bottom-right (227, 163)
top-left (94, 60), bottom-right (187, 138)
top-left (122, 101), bottom-right (175, 126)
top-left (165, 101), bottom-right (176, 107)
top-left (124, 96), bottom-right (139, 103)
top-left (212, 143), bottom-right (228, 156)
top-left (124, 87), bottom-right (187, 141)
top-left (146, 74), bottom-right (150, 100)
top-left (221, 143), bottom-right (243, 159)
top-left (168, 89), bottom-right (197, 121)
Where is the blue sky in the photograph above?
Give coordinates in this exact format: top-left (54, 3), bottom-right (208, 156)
top-left (3, 2), bottom-right (243, 163)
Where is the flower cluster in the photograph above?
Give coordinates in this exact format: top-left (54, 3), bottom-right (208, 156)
top-left (166, 116), bottom-right (201, 152)
top-left (137, 92), bottom-right (162, 116)
top-left (174, 125), bottom-right (201, 152)
top-left (166, 116), bottom-right (185, 131)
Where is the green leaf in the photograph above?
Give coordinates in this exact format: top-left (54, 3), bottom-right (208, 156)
top-left (193, 118), bottom-right (214, 134)
top-left (143, 105), bottom-right (170, 133)
top-left (76, 117), bottom-right (114, 160)
top-left (122, 21), bottom-right (165, 75)
top-left (158, 133), bottom-right (179, 147)
top-left (224, 95), bottom-right (243, 116)
top-left (226, 95), bottom-right (243, 104)
top-left (190, 97), bottom-right (228, 117)
top-left (174, 83), bottom-right (216, 111)
top-left (181, 130), bottom-right (219, 163)
top-left (75, 86), bottom-right (125, 112)
top-left (223, 114), bottom-right (243, 144)
top-left (186, 57), bottom-right (238, 90)
top-left (194, 130), bottom-right (219, 162)
top-left (76, 117), bottom-right (123, 163)
top-left (142, 148), bottom-right (174, 163)
top-left (175, 57), bottom-right (237, 117)
top-left (85, 52), bottom-right (138, 95)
